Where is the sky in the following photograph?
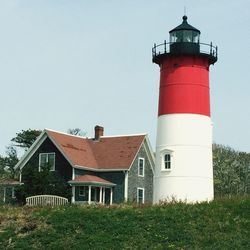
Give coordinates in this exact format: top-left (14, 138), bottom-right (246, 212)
top-left (0, 0), bottom-right (250, 156)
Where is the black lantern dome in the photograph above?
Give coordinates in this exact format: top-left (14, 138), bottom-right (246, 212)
top-left (152, 16), bottom-right (217, 64)
top-left (169, 15), bottom-right (200, 44)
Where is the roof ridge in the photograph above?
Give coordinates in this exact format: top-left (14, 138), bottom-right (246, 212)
top-left (101, 133), bottom-right (146, 138)
top-left (45, 128), bottom-right (146, 139)
top-left (45, 128), bottom-right (88, 139)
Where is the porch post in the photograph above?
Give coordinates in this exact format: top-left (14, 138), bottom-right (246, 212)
top-left (110, 187), bottom-right (113, 205)
top-left (103, 188), bottom-right (106, 204)
top-left (88, 185), bottom-right (92, 204)
top-left (124, 171), bottom-right (128, 202)
top-left (12, 187), bottom-right (15, 198)
top-left (19, 171), bottom-right (22, 182)
top-left (3, 187), bottom-right (6, 203)
top-left (71, 186), bottom-right (75, 203)
top-left (99, 187), bottom-right (103, 203)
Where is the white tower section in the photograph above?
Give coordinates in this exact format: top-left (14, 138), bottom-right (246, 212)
top-left (153, 114), bottom-right (214, 203)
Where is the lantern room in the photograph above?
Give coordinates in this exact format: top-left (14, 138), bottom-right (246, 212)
top-left (169, 15), bottom-right (200, 55)
top-left (152, 16), bottom-right (217, 65)
top-left (169, 15), bottom-right (200, 44)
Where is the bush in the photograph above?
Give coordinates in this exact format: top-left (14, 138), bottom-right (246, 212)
top-left (15, 164), bottom-right (71, 204)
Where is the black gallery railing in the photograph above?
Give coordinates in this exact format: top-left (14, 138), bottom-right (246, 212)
top-left (152, 41), bottom-right (218, 59)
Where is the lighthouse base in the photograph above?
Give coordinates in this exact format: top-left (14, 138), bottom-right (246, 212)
top-left (153, 176), bottom-right (214, 203)
top-left (153, 114), bottom-right (214, 204)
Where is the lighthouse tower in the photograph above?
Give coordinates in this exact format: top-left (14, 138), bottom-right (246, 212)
top-left (153, 16), bottom-right (217, 203)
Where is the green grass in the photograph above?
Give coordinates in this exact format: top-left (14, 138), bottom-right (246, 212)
top-left (0, 197), bottom-right (249, 250)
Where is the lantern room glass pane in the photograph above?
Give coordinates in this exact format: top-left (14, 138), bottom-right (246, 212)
top-left (170, 30), bottom-right (200, 43)
top-left (175, 31), bottom-right (183, 42)
top-left (170, 32), bottom-right (177, 43)
top-left (183, 31), bottom-right (192, 42)
top-left (192, 31), bottom-right (200, 43)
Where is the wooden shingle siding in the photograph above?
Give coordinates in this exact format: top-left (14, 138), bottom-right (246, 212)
top-left (75, 169), bottom-right (125, 203)
top-left (23, 137), bottom-right (72, 181)
top-left (127, 142), bottom-right (154, 203)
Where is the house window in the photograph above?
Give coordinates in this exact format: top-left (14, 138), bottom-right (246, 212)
top-left (79, 186), bottom-right (87, 197)
top-left (137, 188), bottom-right (144, 204)
top-left (11, 187), bottom-right (15, 198)
top-left (138, 158), bottom-right (145, 177)
top-left (164, 153), bottom-right (171, 170)
top-left (39, 153), bottom-right (55, 171)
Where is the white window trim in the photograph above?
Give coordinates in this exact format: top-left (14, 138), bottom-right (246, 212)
top-left (161, 150), bottom-right (173, 172)
top-left (138, 157), bottom-right (145, 177)
top-left (39, 152), bottom-right (55, 172)
top-left (137, 187), bottom-right (145, 204)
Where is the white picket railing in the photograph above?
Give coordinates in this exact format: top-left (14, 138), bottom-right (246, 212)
top-left (26, 195), bottom-right (68, 206)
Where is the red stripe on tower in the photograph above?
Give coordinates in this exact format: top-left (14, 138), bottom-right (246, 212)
top-left (158, 56), bottom-right (210, 116)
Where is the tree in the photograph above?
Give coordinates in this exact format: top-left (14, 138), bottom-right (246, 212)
top-left (67, 128), bottom-right (86, 136)
top-left (15, 163), bottom-right (71, 204)
top-left (0, 129), bottom-right (41, 180)
top-left (213, 144), bottom-right (250, 197)
top-left (0, 145), bottom-right (19, 179)
top-left (0, 156), bottom-right (6, 178)
top-left (11, 129), bottom-right (42, 150)
top-left (3, 146), bottom-right (18, 179)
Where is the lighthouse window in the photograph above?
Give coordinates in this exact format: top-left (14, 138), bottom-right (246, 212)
top-left (164, 154), bottom-right (171, 169)
top-left (138, 158), bottom-right (145, 177)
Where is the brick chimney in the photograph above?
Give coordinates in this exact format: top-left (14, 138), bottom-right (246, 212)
top-left (94, 125), bottom-right (104, 140)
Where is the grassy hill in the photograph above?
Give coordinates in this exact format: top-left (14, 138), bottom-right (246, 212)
top-left (0, 197), bottom-right (249, 250)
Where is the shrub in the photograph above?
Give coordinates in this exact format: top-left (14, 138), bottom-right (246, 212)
top-left (15, 164), bottom-right (71, 204)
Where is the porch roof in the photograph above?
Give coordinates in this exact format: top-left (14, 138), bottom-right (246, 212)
top-left (0, 179), bottom-right (23, 186)
top-left (68, 175), bottom-right (116, 187)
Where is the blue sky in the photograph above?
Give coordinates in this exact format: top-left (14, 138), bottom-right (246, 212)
top-left (0, 0), bottom-right (250, 156)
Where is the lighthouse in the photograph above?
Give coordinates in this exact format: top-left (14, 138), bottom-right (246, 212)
top-left (153, 16), bottom-right (217, 203)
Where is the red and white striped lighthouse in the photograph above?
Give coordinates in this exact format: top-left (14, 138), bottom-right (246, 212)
top-left (153, 16), bottom-right (217, 203)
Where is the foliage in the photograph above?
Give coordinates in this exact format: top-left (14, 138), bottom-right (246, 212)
top-left (213, 144), bottom-right (250, 197)
top-left (0, 157), bottom-right (5, 178)
top-left (67, 128), bottom-right (86, 136)
top-left (0, 145), bottom-right (18, 179)
top-left (15, 164), bottom-right (71, 204)
top-left (0, 197), bottom-right (250, 249)
top-left (11, 129), bottom-right (42, 150)
top-left (3, 146), bottom-right (18, 179)
top-left (0, 129), bottom-right (41, 179)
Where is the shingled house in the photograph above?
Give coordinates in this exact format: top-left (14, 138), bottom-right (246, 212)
top-left (14, 126), bottom-right (155, 204)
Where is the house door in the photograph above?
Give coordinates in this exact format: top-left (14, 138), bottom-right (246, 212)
top-left (91, 187), bottom-right (100, 202)
top-left (104, 188), bottom-right (111, 204)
